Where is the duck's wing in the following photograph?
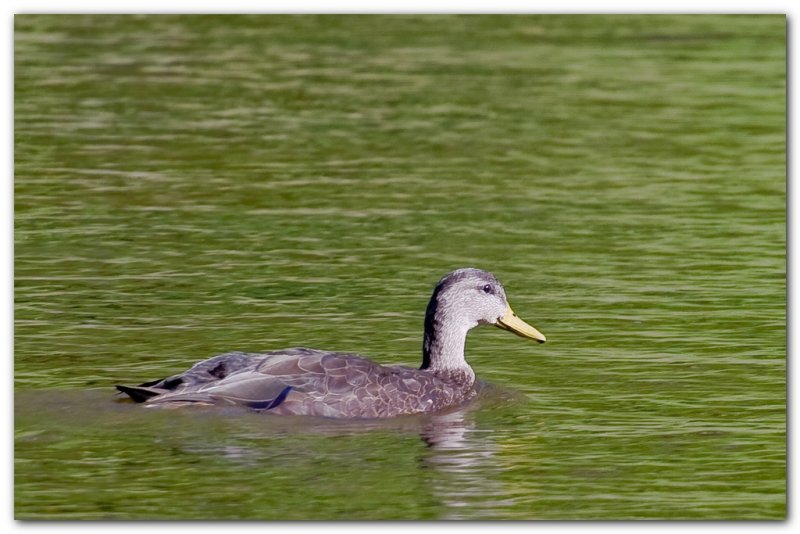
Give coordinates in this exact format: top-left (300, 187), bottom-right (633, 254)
top-left (116, 351), bottom-right (265, 404)
top-left (116, 349), bottom-right (365, 412)
top-left (137, 370), bottom-right (295, 410)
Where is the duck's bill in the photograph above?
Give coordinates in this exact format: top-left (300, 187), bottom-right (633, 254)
top-left (496, 305), bottom-right (546, 343)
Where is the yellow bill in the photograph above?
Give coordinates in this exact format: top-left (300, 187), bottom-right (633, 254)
top-left (495, 305), bottom-right (546, 343)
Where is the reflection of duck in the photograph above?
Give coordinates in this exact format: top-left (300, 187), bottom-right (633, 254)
top-left (117, 268), bottom-right (545, 418)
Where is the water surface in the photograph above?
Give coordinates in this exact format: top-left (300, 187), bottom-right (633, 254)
top-left (14, 14), bottom-right (785, 519)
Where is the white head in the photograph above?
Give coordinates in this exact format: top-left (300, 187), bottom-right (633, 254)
top-left (421, 268), bottom-right (545, 370)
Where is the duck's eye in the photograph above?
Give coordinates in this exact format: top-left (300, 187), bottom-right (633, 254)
top-left (481, 284), bottom-right (493, 294)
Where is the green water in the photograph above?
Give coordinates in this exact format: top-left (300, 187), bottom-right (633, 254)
top-left (14, 15), bottom-right (785, 520)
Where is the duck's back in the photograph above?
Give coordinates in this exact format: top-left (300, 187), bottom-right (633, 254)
top-left (117, 348), bottom-right (476, 418)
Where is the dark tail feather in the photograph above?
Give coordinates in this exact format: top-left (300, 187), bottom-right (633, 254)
top-left (116, 384), bottom-right (162, 403)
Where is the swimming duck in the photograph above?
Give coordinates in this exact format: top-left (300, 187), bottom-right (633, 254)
top-left (117, 268), bottom-right (546, 418)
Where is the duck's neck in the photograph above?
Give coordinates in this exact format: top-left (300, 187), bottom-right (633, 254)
top-left (420, 306), bottom-right (475, 384)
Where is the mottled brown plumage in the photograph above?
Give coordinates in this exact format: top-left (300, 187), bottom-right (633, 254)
top-left (117, 268), bottom-right (545, 419)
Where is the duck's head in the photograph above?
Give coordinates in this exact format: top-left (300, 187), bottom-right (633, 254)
top-left (425, 268), bottom-right (546, 343)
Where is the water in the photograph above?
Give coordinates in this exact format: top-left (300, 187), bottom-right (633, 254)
top-left (14, 14), bottom-right (785, 519)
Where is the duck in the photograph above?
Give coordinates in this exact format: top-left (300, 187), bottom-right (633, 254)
top-left (116, 268), bottom-right (546, 419)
